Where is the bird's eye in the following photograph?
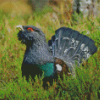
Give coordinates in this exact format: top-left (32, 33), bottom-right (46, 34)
top-left (27, 28), bottom-right (34, 32)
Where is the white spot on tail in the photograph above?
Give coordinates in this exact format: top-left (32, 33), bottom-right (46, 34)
top-left (64, 49), bottom-right (68, 53)
top-left (75, 40), bottom-right (79, 45)
top-left (81, 43), bottom-right (85, 50)
top-left (83, 46), bottom-right (89, 52)
top-left (71, 38), bottom-right (75, 43)
top-left (87, 53), bottom-right (91, 58)
top-left (56, 64), bottom-right (62, 71)
top-left (63, 37), bottom-right (69, 40)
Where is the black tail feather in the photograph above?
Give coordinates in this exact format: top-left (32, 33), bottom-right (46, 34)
top-left (48, 27), bottom-right (97, 75)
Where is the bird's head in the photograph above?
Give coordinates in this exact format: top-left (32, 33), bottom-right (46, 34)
top-left (16, 25), bottom-right (46, 45)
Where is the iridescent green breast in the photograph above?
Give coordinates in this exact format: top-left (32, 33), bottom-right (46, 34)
top-left (37, 63), bottom-right (54, 77)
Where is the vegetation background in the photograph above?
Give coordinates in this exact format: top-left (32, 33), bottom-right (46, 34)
top-left (0, 0), bottom-right (100, 99)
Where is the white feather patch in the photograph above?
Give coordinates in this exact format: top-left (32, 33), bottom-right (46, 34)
top-left (56, 64), bottom-right (62, 71)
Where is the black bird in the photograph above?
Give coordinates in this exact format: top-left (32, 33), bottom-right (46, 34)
top-left (16, 25), bottom-right (97, 88)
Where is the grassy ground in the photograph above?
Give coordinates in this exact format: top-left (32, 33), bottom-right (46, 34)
top-left (0, 0), bottom-right (100, 100)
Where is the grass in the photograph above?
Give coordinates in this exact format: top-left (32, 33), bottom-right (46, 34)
top-left (0, 0), bottom-right (100, 100)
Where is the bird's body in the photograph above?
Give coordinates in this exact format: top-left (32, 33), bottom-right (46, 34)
top-left (17, 25), bottom-right (97, 88)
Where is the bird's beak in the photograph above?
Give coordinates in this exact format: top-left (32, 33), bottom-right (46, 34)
top-left (16, 25), bottom-right (24, 31)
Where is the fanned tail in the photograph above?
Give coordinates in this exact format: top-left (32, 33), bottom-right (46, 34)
top-left (48, 27), bottom-right (97, 76)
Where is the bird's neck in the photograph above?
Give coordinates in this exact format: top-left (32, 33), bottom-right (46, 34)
top-left (23, 42), bottom-right (54, 65)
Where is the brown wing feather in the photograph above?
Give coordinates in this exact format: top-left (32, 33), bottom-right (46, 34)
top-left (54, 58), bottom-right (71, 79)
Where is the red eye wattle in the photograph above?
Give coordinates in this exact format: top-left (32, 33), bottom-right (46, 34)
top-left (27, 28), bottom-right (34, 32)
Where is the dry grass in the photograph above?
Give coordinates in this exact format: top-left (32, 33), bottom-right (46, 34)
top-left (0, 0), bottom-right (32, 15)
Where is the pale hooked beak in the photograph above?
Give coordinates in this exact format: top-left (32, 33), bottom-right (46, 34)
top-left (16, 25), bottom-right (24, 31)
